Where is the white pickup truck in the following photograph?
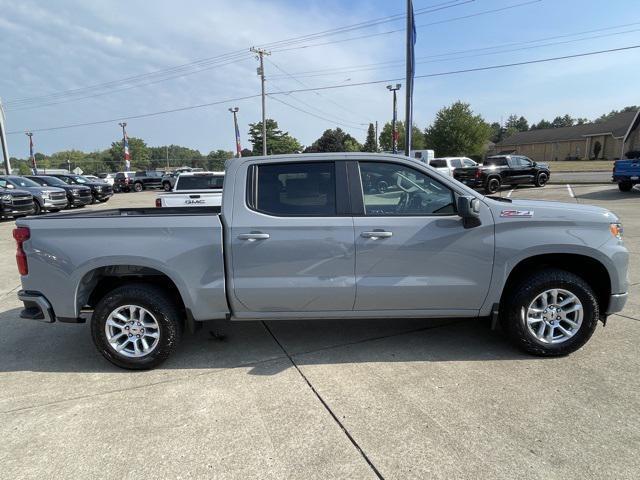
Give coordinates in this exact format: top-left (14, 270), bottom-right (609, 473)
top-left (155, 171), bottom-right (224, 208)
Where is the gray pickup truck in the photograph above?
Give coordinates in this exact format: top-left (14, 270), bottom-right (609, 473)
top-left (14, 153), bottom-right (628, 369)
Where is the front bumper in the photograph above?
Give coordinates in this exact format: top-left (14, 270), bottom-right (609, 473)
top-left (43, 198), bottom-right (69, 210)
top-left (69, 195), bottom-right (92, 206)
top-left (606, 292), bottom-right (628, 315)
top-left (18, 290), bottom-right (55, 323)
top-left (93, 190), bottom-right (113, 200)
top-left (1, 204), bottom-right (35, 217)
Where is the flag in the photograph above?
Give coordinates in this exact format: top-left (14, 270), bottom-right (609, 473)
top-left (123, 130), bottom-right (131, 171)
top-left (234, 117), bottom-right (242, 158)
top-left (29, 134), bottom-right (37, 174)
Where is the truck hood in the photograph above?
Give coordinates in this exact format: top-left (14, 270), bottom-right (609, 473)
top-left (487, 197), bottom-right (619, 223)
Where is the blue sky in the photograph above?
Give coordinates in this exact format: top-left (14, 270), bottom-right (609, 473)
top-left (0, 0), bottom-right (639, 156)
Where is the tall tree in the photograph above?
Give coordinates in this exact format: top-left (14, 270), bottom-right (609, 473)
top-left (424, 101), bottom-right (491, 157)
top-left (305, 127), bottom-right (362, 153)
top-left (505, 114), bottom-right (529, 132)
top-left (530, 119), bottom-right (553, 130)
top-left (206, 150), bottom-right (233, 170)
top-left (248, 119), bottom-right (302, 155)
top-left (378, 121), bottom-right (425, 151)
top-left (551, 114), bottom-right (575, 128)
top-left (361, 123), bottom-right (377, 152)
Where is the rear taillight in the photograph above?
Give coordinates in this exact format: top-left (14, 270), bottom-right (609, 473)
top-left (155, 198), bottom-right (162, 208)
top-left (475, 169), bottom-right (481, 179)
top-left (13, 227), bottom-right (30, 275)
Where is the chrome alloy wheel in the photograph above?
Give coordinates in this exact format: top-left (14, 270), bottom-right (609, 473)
top-left (105, 305), bottom-right (160, 357)
top-left (524, 288), bottom-right (583, 344)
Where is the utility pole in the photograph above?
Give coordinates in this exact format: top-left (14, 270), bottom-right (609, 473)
top-left (166, 145), bottom-right (169, 171)
top-left (0, 99), bottom-right (11, 174)
top-left (387, 84), bottom-right (401, 154)
top-left (118, 122), bottom-right (130, 171)
top-left (25, 132), bottom-right (37, 174)
top-left (250, 47), bottom-right (271, 156)
top-left (228, 107), bottom-right (242, 158)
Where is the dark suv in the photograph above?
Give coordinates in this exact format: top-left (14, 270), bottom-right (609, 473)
top-left (453, 155), bottom-right (550, 194)
top-left (114, 171), bottom-right (162, 192)
top-left (0, 186), bottom-right (35, 219)
top-left (49, 174), bottom-right (113, 203)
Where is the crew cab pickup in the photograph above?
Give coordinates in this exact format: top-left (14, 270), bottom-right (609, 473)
top-left (14, 153), bottom-right (628, 370)
top-left (454, 155), bottom-right (550, 194)
top-left (155, 171), bottom-right (224, 208)
top-left (612, 157), bottom-right (640, 191)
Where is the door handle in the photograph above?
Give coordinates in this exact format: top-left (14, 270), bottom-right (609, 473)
top-left (238, 233), bottom-right (270, 241)
top-left (361, 231), bottom-right (392, 239)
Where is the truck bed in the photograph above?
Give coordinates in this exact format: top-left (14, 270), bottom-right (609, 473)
top-left (34, 206), bottom-right (221, 218)
top-left (16, 206), bottom-right (228, 322)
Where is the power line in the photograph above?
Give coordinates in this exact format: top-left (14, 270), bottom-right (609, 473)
top-left (267, 58), bottom-right (370, 126)
top-left (271, 0), bottom-right (542, 53)
top-left (8, 44), bottom-right (638, 135)
top-left (4, 1), bottom-right (472, 108)
top-left (269, 96), bottom-right (366, 131)
top-left (269, 25), bottom-right (640, 80)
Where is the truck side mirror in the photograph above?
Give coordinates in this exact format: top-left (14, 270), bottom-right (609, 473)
top-left (457, 196), bottom-right (481, 228)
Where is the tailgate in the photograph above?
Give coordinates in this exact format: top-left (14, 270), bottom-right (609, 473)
top-left (453, 167), bottom-right (479, 180)
top-left (614, 159), bottom-right (640, 176)
top-left (160, 191), bottom-right (222, 207)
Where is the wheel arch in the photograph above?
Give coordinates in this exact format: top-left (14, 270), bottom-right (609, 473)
top-left (76, 265), bottom-right (193, 330)
top-left (499, 253), bottom-right (611, 314)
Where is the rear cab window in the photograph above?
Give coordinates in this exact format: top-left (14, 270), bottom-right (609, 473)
top-left (485, 157), bottom-right (508, 167)
top-left (248, 162), bottom-right (336, 216)
top-left (429, 159), bottom-right (447, 168)
top-left (176, 175), bottom-right (224, 190)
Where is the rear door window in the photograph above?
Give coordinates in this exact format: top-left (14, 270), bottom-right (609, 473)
top-left (251, 162), bottom-right (336, 216)
top-left (429, 160), bottom-right (447, 168)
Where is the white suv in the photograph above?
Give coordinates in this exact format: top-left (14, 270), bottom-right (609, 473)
top-left (429, 157), bottom-right (477, 177)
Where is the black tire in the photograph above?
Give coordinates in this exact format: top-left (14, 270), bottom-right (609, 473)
top-left (500, 269), bottom-right (599, 357)
top-left (33, 201), bottom-right (42, 215)
top-left (535, 172), bottom-right (549, 187)
top-left (618, 181), bottom-right (633, 192)
top-left (484, 177), bottom-right (501, 194)
top-left (91, 284), bottom-right (182, 370)
top-left (163, 182), bottom-right (172, 192)
top-left (100, 197), bottom-right (110, 203)
top-left (134, 182), bottom-right (144, 192)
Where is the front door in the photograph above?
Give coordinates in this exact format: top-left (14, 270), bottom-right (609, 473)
top-left (229, 160), bottom-right (356, 314)
top-left (353, 161), bottom-right (494, 313)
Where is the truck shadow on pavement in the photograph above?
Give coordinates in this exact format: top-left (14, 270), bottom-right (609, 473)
top-left (574, 187), bottom-right (639, 201)
top-left (0, 307), bottom-right (539, 374)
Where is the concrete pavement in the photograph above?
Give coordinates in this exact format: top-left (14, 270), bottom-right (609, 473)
top-left (1, 186), bottom-right (638, 479)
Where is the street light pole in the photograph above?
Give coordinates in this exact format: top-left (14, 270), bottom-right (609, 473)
top-left (228, 107), bottom-right (242, 158)
top-left (0, 99), bottom-right (11, 174)
top-left (387, 84), bottom-right (401, 154)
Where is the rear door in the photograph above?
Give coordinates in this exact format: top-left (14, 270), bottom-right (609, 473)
top-left (229, 160), bottom-right (356, 313)
top-left (352, 160), bottom-right (494, 314)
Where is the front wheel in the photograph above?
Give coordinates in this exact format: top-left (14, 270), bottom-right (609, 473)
top-left (134, 182), bottom-right (144, 192)
top-left (91, 284), bottom-right (182, 370)
top-left (618, 181), bottom-right (633, 192)
top-left (500, 269), bottom-right (599, 357)
top-left (535, 172), bottom-right (549, 187)
top-left (163, 182), bottom-right (172, 192)
top-left (484, 177), bottom-right (501, 194)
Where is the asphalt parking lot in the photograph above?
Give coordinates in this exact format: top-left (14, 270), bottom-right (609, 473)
top-left (1, 185), bottom-right (638, 479)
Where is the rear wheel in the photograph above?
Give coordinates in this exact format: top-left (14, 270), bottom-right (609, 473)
top-left (33, 201), bottom-right (42, 215)
top-left (91, 284), bottom-right (182, 370)
top-left (535, 172), bottom-right (549, 187)
top-left (134, 182), bottom-right (144, 192)
top-left (484, 177), bottom-right (501, 194)
top-left (618, 181), bottom-right (633, 192)
top-left (500, 269), bottom-right (599, 357)
top-left (163, 182), bottom-right (172, 192)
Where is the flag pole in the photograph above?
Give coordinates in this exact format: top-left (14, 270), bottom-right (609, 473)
top-left (404, 0), bottom-right (415, 157)
top-left (0, 100), bottom-right (11, 174)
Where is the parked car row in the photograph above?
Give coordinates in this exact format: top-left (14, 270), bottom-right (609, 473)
top-left (0, 173), bottom-right (114, 220)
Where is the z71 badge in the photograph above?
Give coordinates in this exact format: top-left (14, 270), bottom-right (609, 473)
top-left (500, 209), bottom-right (534, 218)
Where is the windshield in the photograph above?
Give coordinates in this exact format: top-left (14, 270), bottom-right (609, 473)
top-left (37, 176), bottom-right (68, 186)
top-left (176, 175), bottom-right (224, 190)
top-left (8, 176), bottom-right (40, 188)
top-left (70, 175), bottom-right (90, 184)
